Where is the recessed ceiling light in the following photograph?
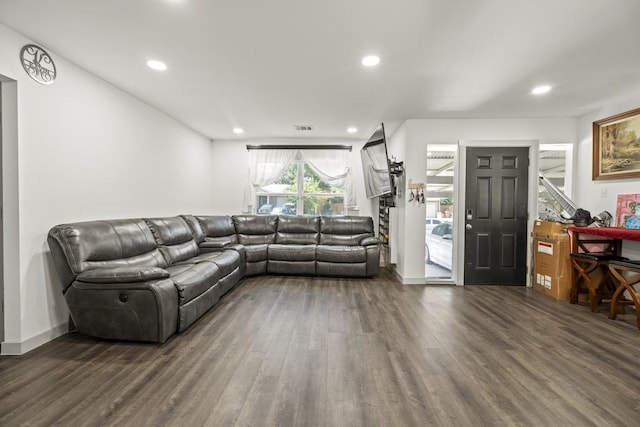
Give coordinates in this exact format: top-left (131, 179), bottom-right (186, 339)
top-left (361, 55), bottom-right (380, 67)
top-left (347, 127), bottom-right (358, 134)
top-left (233, 127), bottom-right (244, 134)
top-left (532, 85), bottom-right (551, 95)
top-left (146, 59), bottom-right (167, 71)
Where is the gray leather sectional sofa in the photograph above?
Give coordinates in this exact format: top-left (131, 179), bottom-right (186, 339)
top-left (47, 215), bottom-right (380, 343)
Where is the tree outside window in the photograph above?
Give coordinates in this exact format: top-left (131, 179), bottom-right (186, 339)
top-left (256, 162), bottom-right (344, 216)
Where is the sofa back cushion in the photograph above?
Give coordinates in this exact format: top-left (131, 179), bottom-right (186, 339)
top-left (144, 216), bottom-right (200, 265)
top-left (196, 215), bottom-right (239, 247)
top-left (276, 216), bottom-right (320, 244)
top-left (232, 215), bottom-right (278, 245)
top-left (47, 219), bottom-right (167, 290)
top-left (319, 216), bottom-right (374, 245)
top-left (180, 214), bottom-right (206, 243)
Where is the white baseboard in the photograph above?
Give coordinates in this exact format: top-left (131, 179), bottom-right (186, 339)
top-left (391, 267), bottom-right (427, 285)
top-left (1, 322), bottom-right (69, 355)
top-left (401, 277), bottom-right (428, 285)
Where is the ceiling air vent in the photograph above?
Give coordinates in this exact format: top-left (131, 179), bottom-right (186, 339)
top-left (294, 125), bottom-right (313, 131)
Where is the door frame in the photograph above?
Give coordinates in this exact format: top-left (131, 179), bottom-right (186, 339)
top-left (0, 77), bottom-right (19, 353)
top-left (0, 82), bottom-right (3, 345)
top-left (455, 140), bottom-right (540, 287)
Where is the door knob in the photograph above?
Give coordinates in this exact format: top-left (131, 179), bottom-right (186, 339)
top-left (466, 224), bottom-right (472, 229)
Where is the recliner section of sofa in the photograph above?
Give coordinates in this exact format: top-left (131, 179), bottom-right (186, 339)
top-left (317, 216), bottom-right (380, 277)
top-left (47, 216), bottom-right (243, 343)
top-left (47, 219), bottom-right (179, 343)
top-left (47, 214), bottom-right (380, 344)
top-left (268, 215), bottom-right (319, 275)
top-left (181, 214), bottom-right (247, 280)
top-left (144, 216), bottom-right (242, 332)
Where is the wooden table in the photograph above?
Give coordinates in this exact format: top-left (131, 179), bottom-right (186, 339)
top-left (569, 226), bottom-right (640, 328)
top-left (568, 226), bottom-right (640, 252)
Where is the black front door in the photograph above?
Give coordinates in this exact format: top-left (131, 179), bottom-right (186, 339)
top-left (464, 147), bottom-right (529, 285)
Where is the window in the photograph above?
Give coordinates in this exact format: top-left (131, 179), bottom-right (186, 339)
top-left (244, 146), bottom-right (355, 215)
top-left (256, 162), bottom-right (345, 216)
top-left (538, 144), bottom-right (573, 220)
top-left (425, 144), bottom-right (456, 281)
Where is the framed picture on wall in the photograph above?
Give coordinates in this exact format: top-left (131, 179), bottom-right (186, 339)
top-left (593, 107), bottom-right (640, 180)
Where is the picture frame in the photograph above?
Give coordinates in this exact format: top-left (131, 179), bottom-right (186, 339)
top-left (592, 107), bottom-right (640, 180)
top-left (615, 193), bottom-right (640, 228)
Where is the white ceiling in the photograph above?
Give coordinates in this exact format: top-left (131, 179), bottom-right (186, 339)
top-left (2, 0), bottom-right (640, 140)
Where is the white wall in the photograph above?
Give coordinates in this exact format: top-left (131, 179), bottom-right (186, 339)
top-left (575, 97), bottom-right (640, 259)
top-left (0, 24), bottom-right (215, 354)
top-left (395, 118), bottom-right (577, 284)
top-left (210, 138), bottom-right (374, 218)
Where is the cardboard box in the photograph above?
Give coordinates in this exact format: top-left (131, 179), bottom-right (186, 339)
top-left (532, 233), bottom-right (572, 301)
top-left (532, 220), bottom-right (570, 238)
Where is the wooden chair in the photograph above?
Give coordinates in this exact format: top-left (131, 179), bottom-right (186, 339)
top-left (607, 260), bottom-right (640, 330)
top-left (570, 252), bottom-right (628, 312)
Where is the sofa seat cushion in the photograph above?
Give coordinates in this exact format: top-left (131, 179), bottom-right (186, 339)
top-left (165, 262), bottom-right (221, 304)
top-left (207, 250), bottom-right (241, 277)
top-left (174, 248), bottom-right (239, 272)
top-left (244, 244), bottom-right (268, 262)
top-left (174, 251), bottom-right (240, 277)
top-left (316, 245), bottom-right (366, 263)
top-left (246, 261), bottom-right (267, 276)
top-left (268, 244), bottom-right (316, 261)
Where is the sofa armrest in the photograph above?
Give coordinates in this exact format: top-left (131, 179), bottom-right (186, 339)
top-left (76, 266), bottom-right (170, 284)
top-left (200, 241), bottom-right (230, 250)
top-left (360, 236), bottom-right (380, 246)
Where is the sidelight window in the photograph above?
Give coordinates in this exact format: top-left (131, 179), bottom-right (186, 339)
top-left (425, 145), bottom-right (456, 281)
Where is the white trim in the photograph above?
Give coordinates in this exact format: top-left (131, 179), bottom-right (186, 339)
top-left (1, 79), bottom-right (19, 345)
top-left (1, 322), bottom-right (69, 355)
top-left (392, 267), bottom-right (427, 284)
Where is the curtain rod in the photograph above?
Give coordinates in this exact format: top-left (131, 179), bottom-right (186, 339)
top-left (246, 144), bottom-right (352, 151)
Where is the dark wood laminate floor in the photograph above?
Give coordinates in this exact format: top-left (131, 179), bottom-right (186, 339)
top-left (2, 270), bottom-right (640, 426)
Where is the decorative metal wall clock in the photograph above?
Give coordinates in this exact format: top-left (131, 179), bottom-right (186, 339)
top-left (20, 44), bottom-right (57, 85)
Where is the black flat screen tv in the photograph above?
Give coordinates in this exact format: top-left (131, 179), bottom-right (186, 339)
top-left (360, 123), bottom-right (393, 199)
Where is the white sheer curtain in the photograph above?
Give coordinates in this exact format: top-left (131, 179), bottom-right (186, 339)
top-left (242, 149), bottom-right (297, 213)
top-left (300, 149), bottom-right (357, 210)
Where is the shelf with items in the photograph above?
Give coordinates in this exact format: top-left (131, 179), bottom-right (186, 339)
top-left (378, 194), bottom-right (394, 246)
